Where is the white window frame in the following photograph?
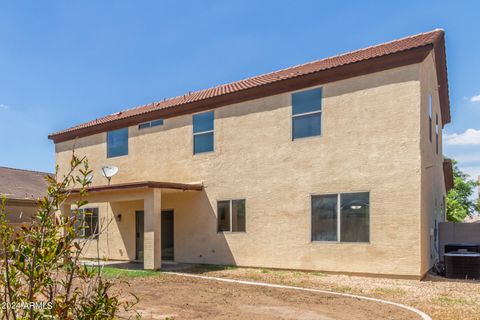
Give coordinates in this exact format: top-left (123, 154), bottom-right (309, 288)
top-left (217, 199), bottom-right (246, 233)
top-left (73, 207), bottom-right (99, 239)
top-left (138, 118), bottom-right (164, 130)
top-left (310, 192), bottom-right (370, 243)
top-left (291, 88), bottom-right (323, 141)
top-left (192, 111), bottom-right (215, 155)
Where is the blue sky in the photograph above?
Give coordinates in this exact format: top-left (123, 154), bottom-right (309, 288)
top-left (0, 0), bottom-right (479, 183)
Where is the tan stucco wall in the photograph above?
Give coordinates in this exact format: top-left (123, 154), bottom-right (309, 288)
top-left (68, 189), bottom-right (149, 261)
top-left (419, 51), bottom-right (447, 275)
top-left (4, 201), bottom-right (37, 225)
top-left (78, 200), bottom-right (142, 261)
top-left (56, 62), bottom-right (436, 277)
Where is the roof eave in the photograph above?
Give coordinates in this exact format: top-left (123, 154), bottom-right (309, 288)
top-left (3, 197), bottom-right (40, 206)
top-left (432, 31), bottom-right (451, 125)
top-left (49, 44), bottom-right (435, 144)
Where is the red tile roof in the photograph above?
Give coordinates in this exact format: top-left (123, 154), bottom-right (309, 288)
top-left (49, 29), bottom-right (449, 143)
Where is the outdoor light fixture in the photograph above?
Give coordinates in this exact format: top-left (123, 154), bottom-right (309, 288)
top-left (117, 214), bottom-right (122, 222)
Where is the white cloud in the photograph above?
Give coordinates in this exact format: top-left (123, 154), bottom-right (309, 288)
top-left (0, 104), bottom-right (9, 109)
top-left (444, 129), bottom-right (480, 145)
top-left (471, 94), bottom-right (480, 103)
top-left (450, 153), bottom-right (480, 164)
top-left (460, 166), bottom-right (480, 181)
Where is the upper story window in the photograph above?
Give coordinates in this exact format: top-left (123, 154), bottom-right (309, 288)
top-left (107, 128), bottom-right (128, 158)
top-left (428, 95), bottom-right (433, 143)
top-left (292, 88), bottom-right (322, 140)
top-left (193, 111), bottom-right (214, 154)
top-left (311, 192), bottom-right (369, 243)
top-left (217, 199), bottom-right (246, 232)
top-left (138, 118), bottom-right (164, 130)
top-left (435, 114), bottom-right (439, 154)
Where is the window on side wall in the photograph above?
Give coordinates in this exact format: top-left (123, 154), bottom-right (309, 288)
top-left (107, 128), bottom-right (128, 158)
top-left (428, 95), bottom-right (433, 143)
top-left (217, 199), bottom-right (246, 232)
top-left (311, 192), bottom-right (369, 243)
top-left (193, 111), bottom-right (214, 154)
top-left (138, 118), bottom-right (164, 130)
top-left (292, 88), bottom-right (322, 140)
top-left (73, 208), bottom-right (99, 239)
top-left (435, 114), bottom-right (439, 154)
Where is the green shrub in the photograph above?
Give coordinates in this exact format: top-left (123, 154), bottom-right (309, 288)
top-left (0, 153), bottom-right (138, 319)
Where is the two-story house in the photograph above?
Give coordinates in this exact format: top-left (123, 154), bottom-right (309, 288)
top-left (49, 29), bottom-right (453, 279)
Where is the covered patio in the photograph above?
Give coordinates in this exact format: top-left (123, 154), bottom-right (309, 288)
top-left (61, 181), bottom-right (204, 270)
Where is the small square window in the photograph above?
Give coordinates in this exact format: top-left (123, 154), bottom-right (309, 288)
top-left (73, 208), bottom-right (99, 239)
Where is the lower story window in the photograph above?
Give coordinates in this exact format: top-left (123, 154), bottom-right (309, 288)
top-left (311, 192), bottom-right (369, 242)
top-left (73, 208), bottom-right (99, 239)
top-left (217, 199), bottom-right (246, 232)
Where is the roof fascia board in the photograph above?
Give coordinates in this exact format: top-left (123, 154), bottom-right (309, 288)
top-left (50, 45), bottom-right (433, 143)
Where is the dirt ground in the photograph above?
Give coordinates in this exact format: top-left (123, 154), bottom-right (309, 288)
top-left (119, 274), bottom-right (415, 320)
top-left (110, 264), bottom-right (480, 319)
top-left (185, 266), bottom-right (480, 320)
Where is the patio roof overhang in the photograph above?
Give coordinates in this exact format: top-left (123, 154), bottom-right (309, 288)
top-left (69, 181), bottom-right (204, 194)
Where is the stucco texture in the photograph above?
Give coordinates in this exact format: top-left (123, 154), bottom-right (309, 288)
top-left (4, 201), bottom-right (37, 225)
top-left (56, 61), bottom-right (443, 278)
top-left (419, 51), bottom-right (447, 275)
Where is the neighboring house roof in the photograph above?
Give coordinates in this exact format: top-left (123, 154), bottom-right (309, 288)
top-left (0, 167), bottom-right (53, 202)
top-left (48, 29), bottom-right (450, 143)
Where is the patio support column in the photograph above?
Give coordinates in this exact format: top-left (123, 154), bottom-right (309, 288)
top-left (144, 188), bottom-right (162, 270)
